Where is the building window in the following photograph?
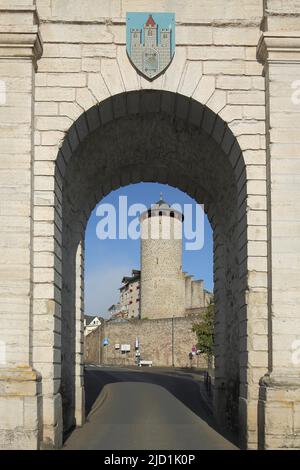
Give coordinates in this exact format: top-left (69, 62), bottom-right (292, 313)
top-left (163, 33), bottom-right (168, 39)
top-left (148, 30), bottom-right (153, 36)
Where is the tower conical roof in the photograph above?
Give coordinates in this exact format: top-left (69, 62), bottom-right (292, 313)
top-left (154, 192), bottom-right (170, 209)
top-left (145, 14), bottom-right (156, 27)
top-left (139, 193), bottom-right (184, 222)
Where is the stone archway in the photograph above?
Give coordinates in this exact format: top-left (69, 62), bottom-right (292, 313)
top-left (33, 90), bottom-right (268, 449)
top-left (2, 0), bottom-right (300, 452)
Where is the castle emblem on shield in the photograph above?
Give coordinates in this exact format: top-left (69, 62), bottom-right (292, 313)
top-left (126, 12), bottom-right (175, 80)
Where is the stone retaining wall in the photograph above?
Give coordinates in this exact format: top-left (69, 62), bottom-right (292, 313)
top-left (85, 316), bottom-right (208, 369)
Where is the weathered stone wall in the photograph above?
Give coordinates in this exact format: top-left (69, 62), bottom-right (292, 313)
top-left (1, 0), bottom-right (299, 452)
top-left (31, 7), bottom-right (269, 449)
top-left (85, 317), bottom-right (208, 369)
top-left (256, 0), bottom-right (300, 450)
top-left (0, 2), bottom-right (43, 450)
top-left (140, 212), bottom-right (210, 319)
top-left (141, 215), bottom-right (185, 319)
top-left (0, 0), bottom-right (268, 450)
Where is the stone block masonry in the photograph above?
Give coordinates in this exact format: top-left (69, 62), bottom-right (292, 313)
top-left (85, 317), bottom-right (208, 369)
top-left (0, 0), bottom-right (299, 451)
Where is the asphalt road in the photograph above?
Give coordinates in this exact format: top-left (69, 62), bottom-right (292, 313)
top-left (63, 366), bottom-right (238, 450)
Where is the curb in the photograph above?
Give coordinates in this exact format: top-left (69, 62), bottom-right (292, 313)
top-left (86, 386), bottom-right (109, 420)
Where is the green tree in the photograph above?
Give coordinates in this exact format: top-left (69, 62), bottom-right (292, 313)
top-left (192, 300), bottom-right (214, 358)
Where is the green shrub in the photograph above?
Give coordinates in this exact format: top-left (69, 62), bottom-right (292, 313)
top-left (192, 300), bottom-right (214, 358)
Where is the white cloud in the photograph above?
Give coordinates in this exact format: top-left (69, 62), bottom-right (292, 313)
top-left (84, 265), bottom-right (134, 318)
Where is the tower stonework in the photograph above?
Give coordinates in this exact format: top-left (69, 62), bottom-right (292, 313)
top-left (131, 29), bottom-right (141, 48)
top-left (140, 197), bottom-right (185, 319)
top-left (144, 15), bottom-right (157, 48)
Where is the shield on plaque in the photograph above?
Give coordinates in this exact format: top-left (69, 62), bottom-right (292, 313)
top-left (126, 12), bottom-right (175, 80)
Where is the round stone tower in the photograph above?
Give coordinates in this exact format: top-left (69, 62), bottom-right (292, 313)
top-left (140, 194), bottom-right (185, 319)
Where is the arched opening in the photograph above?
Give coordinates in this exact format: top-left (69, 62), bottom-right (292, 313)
top-left (40, 90), bottom-right (250, 447)
top-left (84, 182), bottom-right (213, 323)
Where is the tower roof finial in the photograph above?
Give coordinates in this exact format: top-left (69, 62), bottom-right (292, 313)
top-left (154, 193), bottom-right (169, 208)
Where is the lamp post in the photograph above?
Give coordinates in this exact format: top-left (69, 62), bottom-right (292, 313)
top-left (172, 315), bottom-right (174, 367)
top-left (98, 324), bottom-right (101, 365)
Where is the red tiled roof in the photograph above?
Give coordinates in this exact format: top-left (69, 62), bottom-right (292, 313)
top-left (145, 15), bottom-right (156, 27)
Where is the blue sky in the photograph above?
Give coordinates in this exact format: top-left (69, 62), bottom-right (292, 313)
top-left (85, 183), bottom-right (213, 318)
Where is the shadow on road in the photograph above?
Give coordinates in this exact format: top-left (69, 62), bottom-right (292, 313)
top-left (84, 365), bottom-right (238, 447)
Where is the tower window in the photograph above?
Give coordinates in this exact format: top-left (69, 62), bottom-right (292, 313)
top-left (159, 211), bottom-right (162, 216)
top-left (170, 212), bottom-right (174, 218)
